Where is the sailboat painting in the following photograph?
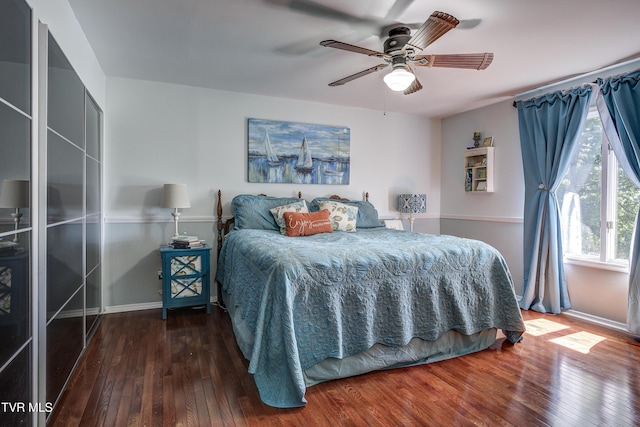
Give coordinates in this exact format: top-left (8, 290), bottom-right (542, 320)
top-left (248, 118), bottom-right (350, 184)
top-left (263, 129), bottom-right (280, 166)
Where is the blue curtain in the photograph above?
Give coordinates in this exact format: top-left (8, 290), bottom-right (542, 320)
top-left (516, 86), bottom-right (593, 314)
top-left (597, 70), bottom-right (640, 333)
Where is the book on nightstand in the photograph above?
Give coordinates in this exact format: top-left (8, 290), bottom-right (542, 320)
top-left (170, 235), bottom-right (205, 249)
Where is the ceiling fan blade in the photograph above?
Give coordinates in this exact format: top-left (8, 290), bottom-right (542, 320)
top-left (320, 40), bottom-right (388, 58)
top-left (328, 63), bottom-right (388, 86)
top-left (276, 36), bottom-right (333, 56)
top-left (403, 76), bottom-right (423, 95)
top-left (457, 18), bottom-right (481, 30)
top-left (413, 53), bottom-right (494, 70)
top-left (402, 18), bottom-right (479, 31)
top-left (384, 0), bottom-right (414, 21)
top-left (406, 11), bottom-right (459, 51)
top-left (280, 0), bottom-right (378, 26)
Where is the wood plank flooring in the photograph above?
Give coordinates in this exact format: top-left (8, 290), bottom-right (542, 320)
top-left (48, 306), bottom-right (640, 426)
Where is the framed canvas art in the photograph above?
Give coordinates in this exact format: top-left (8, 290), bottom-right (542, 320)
top-left (248, 118), bottom-right (350, 184)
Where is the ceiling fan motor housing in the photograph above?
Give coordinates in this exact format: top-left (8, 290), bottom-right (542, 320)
top-left (383, 26), bottom-right (412, 55)
top-left (389, 55), bottom-right (408, 69)
top-left (319, 10), bottom-right (493, 95)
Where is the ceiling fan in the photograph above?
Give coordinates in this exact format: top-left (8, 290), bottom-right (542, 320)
top-left (319, 11), bottom-right (494, 95)
top-left (266, 0), bottom-right (480, 56)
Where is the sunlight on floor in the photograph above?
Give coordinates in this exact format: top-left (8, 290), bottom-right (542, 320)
top-left (550, 331), bottom-right (606, 354)
top-left (524, 318), bottom-right (607, 354)
top-left (524, 318), bottom-right (570, 336)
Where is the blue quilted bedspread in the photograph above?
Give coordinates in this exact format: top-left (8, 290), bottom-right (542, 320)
top-left (215, 228), bottom-right (525, 407)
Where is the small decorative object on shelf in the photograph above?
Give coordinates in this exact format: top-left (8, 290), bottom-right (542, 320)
top-left (473, 131), bottom-right (481, 148)
top-left (464, 146), bottom-right (495, 193)
top-left (483, 136), bottom-right (494, 147)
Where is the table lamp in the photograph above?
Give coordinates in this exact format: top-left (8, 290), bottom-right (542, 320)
top-left (398, 193), bottom-right (426, 232)
top-left (0, 179), bottom-right (30, 243)
top-left (161, 184), bottom-right (190, 236)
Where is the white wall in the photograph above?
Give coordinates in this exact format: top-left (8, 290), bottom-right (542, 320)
top-left (440, 100), bottom-right (524, 294)
top-left (441, 99), bottom-right (629, 326)
top-left (105, 78), bottom-right (440, 219)
top-left (441, 100), bottom-right (523, 220)
top-left (565, 264), bottom-right (628, 324)
top-left (29, 0), bottom-right (105, 107)
top-left (103, 76), bottom-right (441, 307)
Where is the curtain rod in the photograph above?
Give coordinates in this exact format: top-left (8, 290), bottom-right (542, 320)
top-left (512, 80), bottom-right (597, 108)
top-left (512, 56), bottom-right (640, 107)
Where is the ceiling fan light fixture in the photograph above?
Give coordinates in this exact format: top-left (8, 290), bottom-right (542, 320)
top-left (383, 66), bottom-right (415, 91)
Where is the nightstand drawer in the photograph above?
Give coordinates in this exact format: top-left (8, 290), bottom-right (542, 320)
top-left (160, 245), bottom-right (211, 319)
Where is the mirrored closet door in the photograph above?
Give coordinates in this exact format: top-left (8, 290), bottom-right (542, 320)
top-left (46, 32), bottom-right (103, 409)
top-left (0, 0), bottom-right (33, 425)
top-left (0, 1), bottom-right (104, 423)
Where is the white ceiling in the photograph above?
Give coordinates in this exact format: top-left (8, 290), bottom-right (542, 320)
top-left (68, 0), bottom-right (640, 118)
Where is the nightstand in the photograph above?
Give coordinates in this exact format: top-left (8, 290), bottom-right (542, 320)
top-left (159, 245), bottom-right (211, 320)
top-left (0, 250), bottom-right (28, 333)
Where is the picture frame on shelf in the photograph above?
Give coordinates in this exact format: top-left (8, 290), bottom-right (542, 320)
top-left (483, 136), bottom-right (494, 147)
top-left (476, 181), bottom-right (487, 191)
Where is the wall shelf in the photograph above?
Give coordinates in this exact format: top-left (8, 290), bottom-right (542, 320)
top-left (464, 147), bottom-right (494, 193)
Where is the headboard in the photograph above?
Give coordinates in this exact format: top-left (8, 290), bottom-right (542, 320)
top-left (215, 190), bottom-right (371, 308)
top-left (215, 190), bottom-right (369, 255)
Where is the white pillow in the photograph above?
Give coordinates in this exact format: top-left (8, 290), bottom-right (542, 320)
top-left (270, 200), bottom-right (309, 234)
top-left (317, 200), bottom-right (358, 232)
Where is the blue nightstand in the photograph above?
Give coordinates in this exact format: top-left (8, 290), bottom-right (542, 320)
top-left (0, 250), bottom-right (28, 334)
top-left (160, 245), bottom-right (211, 320)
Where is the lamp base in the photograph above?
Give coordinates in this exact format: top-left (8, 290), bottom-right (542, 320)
top-left (11, 209), bottom-right (22, 243)
top-left (171, 209), bottom-right (181, 236)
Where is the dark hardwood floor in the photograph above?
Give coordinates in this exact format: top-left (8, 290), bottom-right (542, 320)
top-left (48, 306), bottom-right (640, 426)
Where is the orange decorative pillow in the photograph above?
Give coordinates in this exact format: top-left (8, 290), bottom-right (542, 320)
top-left (284, 209), bottom-right (333, 237)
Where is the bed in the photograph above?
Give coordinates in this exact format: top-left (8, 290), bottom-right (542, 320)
top-left (214, 191), bottom-right (525, 408)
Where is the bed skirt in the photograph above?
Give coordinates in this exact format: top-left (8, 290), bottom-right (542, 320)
top-left (225, 290), bottom-right (497, 390)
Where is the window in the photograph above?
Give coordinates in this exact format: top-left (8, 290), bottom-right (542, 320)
top-left (558, 107), bottom-right (640, 267)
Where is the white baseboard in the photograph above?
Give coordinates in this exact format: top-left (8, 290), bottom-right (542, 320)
top-left (104, 301), bottom-right (162, 313)
top-left (563, 309), bottom-right (628, 332)
top-left (104, 297), bottom-right (219, 314)
top-left (517, 294), bottom-right (628, 332)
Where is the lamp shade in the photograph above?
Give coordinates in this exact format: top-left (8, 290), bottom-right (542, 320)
top-left (383, 67), bottom-right (416, 92)
top-left (0, 180), bottom-right (30, 208)
top-left (398, 194), bottom-right (426, 214)
top-left (161, 184), bottom-right (191, 208)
